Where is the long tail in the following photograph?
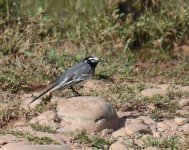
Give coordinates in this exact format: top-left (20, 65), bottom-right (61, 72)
top-left (28, 83), bottom-right (58, 105)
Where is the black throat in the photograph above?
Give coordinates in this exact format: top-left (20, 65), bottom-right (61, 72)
top-left (87, 61), bottom-right (98, 69)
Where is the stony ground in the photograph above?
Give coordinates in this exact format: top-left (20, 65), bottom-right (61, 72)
top-left (1, 80), bottom-right (189, 150)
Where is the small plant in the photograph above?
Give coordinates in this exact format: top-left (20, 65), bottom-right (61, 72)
top-left (0, 100), bottom-right (21, 127)
top-left (140, 95), bottom-right (162, 104)
top-left (150, 108), bottom-right (162, 120)
top-left (146, 136), bottom-right (181, 149)
top-left (74, 132), bottom-right (112, 149)
top-left (30, 122), bottom-right (55, 133)
top-left (0, 130), bottom-right (59, 145)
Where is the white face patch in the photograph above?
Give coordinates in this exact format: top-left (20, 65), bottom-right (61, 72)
top-left (88, 57), bottom-right (99, 63)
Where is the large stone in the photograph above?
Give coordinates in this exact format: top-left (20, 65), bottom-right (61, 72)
top-left (152, 131), bottom-right (161, 138)
top-left (174, 117), bottom-right (189, 126)
top-left (29, 111), bottom-right (58, 130)
top-left (13, 120), bottom-right (27, 127)
top-left (156, 122), bottom-right (169, 132)
top-left (176, 109), bottom-right (189, 116)
top-left (101, 128), bottom-right (111, 136)
top-left (125, 122), bottom-right (151, 136)
top-left (129, 118), bottom-right (144, 124)
top-left (109, 142), bottom-right (126, 150)
top-left (140, 85), bottom-right (169, 98)
top-left (138, 116), bottom-right (156, 125)
top-left (0, 135), bottom-right (23, 145)
top-left (56, 96), bottom-right (119, 132)
top-left (182, 124), bottom-right (189, 134)
top-left (1, 143), bottom-right (70, 150)
top-left (145, 146), bottom-right (161, 150)
top-left (179, 99), bottom-right (189, 108)
top-left (111, 128), bottom-right (126, 138)
top-left (12, 127), bottom-right (66, 145)
top-left (163, 120), bottom-right (178, 131)
top-left (174, 85), bottom-right (189, 93)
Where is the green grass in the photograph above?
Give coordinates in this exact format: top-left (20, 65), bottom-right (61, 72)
top-left (1, 0), bottom-right (189, 92)
top-left (139, 95), bottom-right (178, 120)
top-left (30, 122), bottom-right (55, 133)
top-left (74, 132), bottom-right (112, 149)
top-left (0, 130), bottom-right (59, 144)
top-left (145, 136), bottom-right (181, 149)
top-left (0, 100), bottom-right (21, 127)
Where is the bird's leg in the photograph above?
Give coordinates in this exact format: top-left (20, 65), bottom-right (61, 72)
top-left (70, 87), bottom-right (82, 96)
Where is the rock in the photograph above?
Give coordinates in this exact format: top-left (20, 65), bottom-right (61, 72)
top-left (117, 137), bottom-right (124, 142)
top-left (56, 96), bottom-right (119, 132)
top-left (178, 127), bottom-right (183, 132)
top-left (147, 104), bottom-right (156, 111)
top-left (179, 99), bottom-right (189, 108)
top-left (56, 128), bottom-right (74, 134)
top-left (157, 120), bottom-right (178, 132)
top-left (140, 85), bottom-right (169, 98)
top-left (13, 127), bottom-right (65, 145)
top-left (138, 116), bottom-right (156, 125)
top-left (163, 120), bottom-right (178, 131)
top-left (1, 143), bottom-right (70, 150)
top-left (163, 129), bottom-right (178, 137)
top-left (174, 117), bottom-right (189, 126)
top-left (150, 125), bottom-right (157, 131)
top-left (134, 138), bottom-right (145, 148)
top-left (101, 129), bottom-right (111, 136)
top-left (156, 122), bottom-right (168, 132)
top-left (125, 123), bottom-right (151, 136)
top-left (176, 109), bottom-right (189, 116)
top-left (109, 142), bottom-right (126, 150)
top-left (152, 131), bottom-right (161, 138)
top-left (29, 110), bottom-right (58, 130)
top-left (129, 118), bottom-right (144, 124)
top-left (157, 84), bottom-right (170, 89)
top-left (0, 135), bottom-right (23, 145)
top-left (175, 86), bottom-right (189, 93)
top-left (145, 146), bottom-right (161, 150)
top-left (111, 128), bottom-right (126, 138)
top-left (13, 120), bottom-right (27, 127)
top-left (182, 124), bottom-right (189, 134)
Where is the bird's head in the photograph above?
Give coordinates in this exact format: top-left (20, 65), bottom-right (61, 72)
top-left (83, 56), bottom-right (99, 68)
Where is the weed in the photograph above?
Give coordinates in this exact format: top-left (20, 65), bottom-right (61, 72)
top-left (0, 100), bottom-right (21, 127)
top-left (30, 122), bottom-right (55, 133)
top-left (0, 130), bottom-right (59, 144)
top-left (140, 95), bottom-right (163, 104)
top-left (146, 136), bottom-right (181, 149)
top-left (139, 95), bottom-right (178, 119)
top-left (150, 108), bottom-right (162, 120)
top-left (74, 132), bottom-right (112, 149)
top-left (181, 136), bottom-right (189, 150)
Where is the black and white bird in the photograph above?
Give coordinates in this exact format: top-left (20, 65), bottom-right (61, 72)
top-left (28, 56), bottom-right (99, 105)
